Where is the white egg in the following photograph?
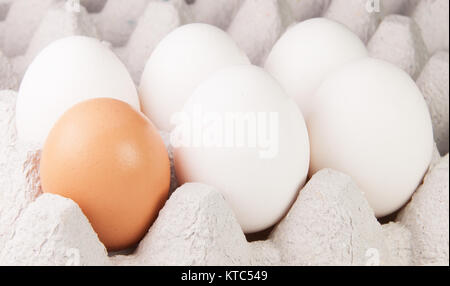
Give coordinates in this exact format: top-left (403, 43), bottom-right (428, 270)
top-left (16, 36), bottom-right (139, 146)
top-left (172, 65), bottom-right (310, 233)
top-left (309, 58), bottom-right (434, 217)
top-left (265, 18), bottom-right (368, 119)
top-left (139, 23), bottom-right (250, 131)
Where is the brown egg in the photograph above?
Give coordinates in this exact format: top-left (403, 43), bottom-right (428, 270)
top-left (40, 98), bottom-right (170, 251)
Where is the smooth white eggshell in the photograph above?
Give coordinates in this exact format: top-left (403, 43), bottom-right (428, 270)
top-left (264, 18), bottom-right (368, 119)
top-left (308, 58), bottom-right (434, 217)
top-left (139, 23), bottom-right (250, 131)
top-left (16, 36), bottom-right (140, 146)
top-left (172, 65), bottom-right (310, 233)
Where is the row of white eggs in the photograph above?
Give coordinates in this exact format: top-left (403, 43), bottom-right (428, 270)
top-left (15, 18), bottom-right (433, 236)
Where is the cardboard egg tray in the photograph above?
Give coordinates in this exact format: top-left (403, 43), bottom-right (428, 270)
top-left (0, 0), bottom-right (448, 266)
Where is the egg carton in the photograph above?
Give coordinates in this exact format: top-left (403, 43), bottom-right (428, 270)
top-left (0, 0), bottom-right (448, 266)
